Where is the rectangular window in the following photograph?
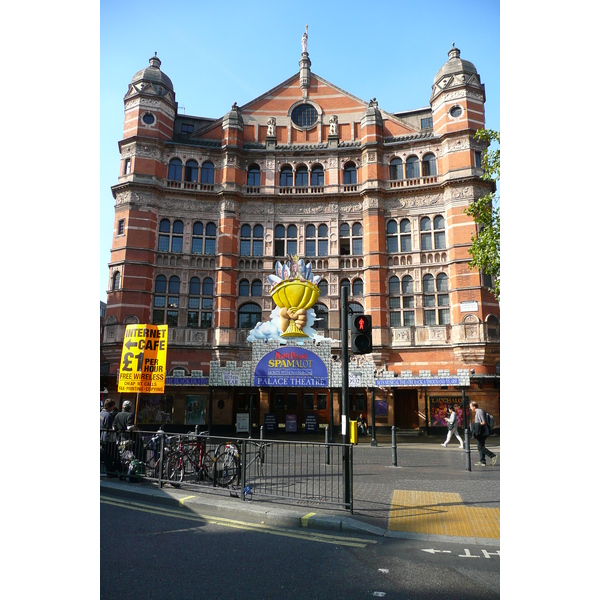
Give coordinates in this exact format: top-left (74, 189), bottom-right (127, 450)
top-left (275, 239), bottom-right (285, 256)
top-left (424, 295), bottom-right (436, 308)
top-left (475, 151), bottom-right (482, 168)
top-left (400, 236), bottom-right (411, 252)
top-left (340, 239), bottom-right (350, 256)
top-left (403, 311), bottom-right (415, 326)
top-left (287, 393), bottom-right (297, 410)
top-left (403, 296), bottom-right (414, 309)
top-left (390, 312), bottom-right (402, 327)
top-left (252, 240), bottom-right (263, 256)
top-left (167, 296), bottom-right (179, 308)
top-left (171, 237), bottom-right (183, 253)
top-left (158, 235), bottom-right (170, 252)
top-left (274, 394), bottom-right (285, 411)
top-left (187, 311), bottom-right (199, 327)
top-left (438, 294), bottom-right (449, 307)
top-left (438, 309), bottom-right (450, 325)
top-left (387, 237), bottom-right (398, 253)
top-left (118, 219), bottom-right (125, 235)
top-left (434, 232), bottom-right (446, 249)
top-left (167, 311), bottom-right (178, 327)
top-left (152, 309), bottom-right (164, 324)
top-left (306, 240), bottom-right (316, 257)
top-left (154, 296), bottom-right (166, 308)
top-left (192, 238), bottom-right (203, 254)
top-left (287, 240), bottom-right (297, 256)
top-left (181, 123), bottom-right (194, 134)
top-left (240, 240), bottom-right (251, 256)
top-left (202, 298), bottom-right (213, 310)
top-left (421, 233), bottom-right (432, 251)
top-left (124, 158), bottom-right (131, 175)
top-left (318, 240), bottom-right (328, 256)
top-left (201, 313), bottom-right (212, 328)
top-left (189, 297), bottom-right (200, 309)
top-left (424, 310), bottom-right (436, 326)
top-left (389, 297), bottom-right (401, 309)
top-left (421, 117), bottom-right (433, 129)
top-left (352, 239), bottom-right (362, 255)
top-left (204, 239), bottom-right (216, 254)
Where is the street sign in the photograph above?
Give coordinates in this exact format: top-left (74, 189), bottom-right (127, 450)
top-left (118, 324), bottom-right (168, 394)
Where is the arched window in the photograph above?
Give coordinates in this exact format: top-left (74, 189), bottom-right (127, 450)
top-left (247, 164), bottom-right (261, 186)
top-left (343, 162), bottom-right (357, 185)
top-left (340, 222), bottom-right (362, 255)
top-left (201, 277), bottom-right (214, 328)
top-left (239, 279), bottom-right (250, 296)
top-left (400, 219), bottom-right (412, 252)
top-left (389, 158), bottom-right (403, 180)
top-left (280, 166), bottom-right (293, 187)
top-left (402, 275), bottom-right (415, 326)
top-left (204, 223), bottom-right (217, 254)
top-left (112, 271), bottom-right (121, 290)
top-left (171, 220), bottom-right (183, 253)
top-left (311, 164), bottom-right (324, 186)
top-left (317, 224), bottom-right (328, 256)
top-left (251, 279), bottom-right (263, 296)
top-left (387, 220), bottom-right (398, 253)
top-left (275, 224), bottom-right (297, 256)
top-left (313, 303), bottom-right (328, 329)
top-left (168, 158), bottom-right (182, 181)
top-left (422, 153), bottom-right (437, 176)
top-left (166, 276), bottom-right (180, 326)
top-left (424, 272), bottom-right (450, 325)
top-left (296, 165), bottom-right (308, 187)
top-left (318, 279), bottom-right (328, 297)
top-left (158, 219), bottom-right (171, 252)
top-left (389, 276), bottom-right (401, 327)
top-left (238, 303), bottom-right (262, 329)
top-left (152, 275), bottom-right (167, 324)
top-left (201, 161), bottom-right (214, 184)
top-left (406, 156), bottom-right (420, 179)
top-left (187, 277), bottom-right (201, 327)
top-left (420, 217), bottom-right (432, 251)
top-left (433, 215), bottom-right (446, 249)
top-left (306, 225), bottom-right (316, 257)
top-left (184, 160), bottom-right (198, 182)
top-left (352, 278), bottom-right (363, 296)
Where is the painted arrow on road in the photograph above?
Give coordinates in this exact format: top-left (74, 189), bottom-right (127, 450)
top-left (421, 549), bottom-right (452, 554)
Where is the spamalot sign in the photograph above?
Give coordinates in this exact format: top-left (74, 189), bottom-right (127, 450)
top-left (254, 346), bottom-right (328, 387)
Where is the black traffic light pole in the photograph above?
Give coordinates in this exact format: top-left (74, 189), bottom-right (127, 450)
top-left (341, 286), bottom-right (350, 506)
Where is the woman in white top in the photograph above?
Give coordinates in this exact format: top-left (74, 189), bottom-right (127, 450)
top-left (442, 405), bottom-right (464, 448)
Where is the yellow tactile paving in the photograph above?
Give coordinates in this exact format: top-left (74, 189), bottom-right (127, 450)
top-left (388, 490), bottom-right (500, 539)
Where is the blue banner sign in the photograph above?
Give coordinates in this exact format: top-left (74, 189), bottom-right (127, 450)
top-left (254, 347), bottom-right (328, 387)
top-left (165, 377), bottom-right (209, 386)
top-left (375, 377), bottom-right (460, 387)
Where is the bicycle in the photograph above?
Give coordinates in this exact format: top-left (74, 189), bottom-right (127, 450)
top-left (213, 439), bottom-right (270, 488)
top-left (166, 432), bottom-right (215, 487)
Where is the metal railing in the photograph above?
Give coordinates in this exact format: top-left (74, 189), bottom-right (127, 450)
top-left (100, 428), bottom-right (353, 511)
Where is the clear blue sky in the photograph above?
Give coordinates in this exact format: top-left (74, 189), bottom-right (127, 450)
top-left (100, 0), bottom-right (500, 301)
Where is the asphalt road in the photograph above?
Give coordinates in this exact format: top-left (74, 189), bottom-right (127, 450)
top-left (100, 495), bottom-right (500, 600)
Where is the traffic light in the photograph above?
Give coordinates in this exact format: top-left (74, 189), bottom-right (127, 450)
top-left (351, 314), bottom-right (372, 354)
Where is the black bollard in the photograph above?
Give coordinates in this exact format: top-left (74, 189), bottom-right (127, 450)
top-left (391, 426), bottom-right (397, 466)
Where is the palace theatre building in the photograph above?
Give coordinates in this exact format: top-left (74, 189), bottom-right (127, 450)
top-left (101, 41), bottom-right (500, 435)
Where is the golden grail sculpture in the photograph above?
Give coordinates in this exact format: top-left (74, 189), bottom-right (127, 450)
top-left (269, 257), bottom-right (321, 338)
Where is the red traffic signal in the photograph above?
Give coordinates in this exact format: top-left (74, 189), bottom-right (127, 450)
top-left (351, 314), bottom-right (372, 354)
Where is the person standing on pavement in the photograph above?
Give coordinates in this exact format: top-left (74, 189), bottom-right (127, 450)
top-left (441, 404), bottom-right (463, 448)
top-left (469, 401), bottom-right (497, 466)
top-left (113, 400), bottom-right (135, 433)
top-left (100, 399), bottom-right (119, 475)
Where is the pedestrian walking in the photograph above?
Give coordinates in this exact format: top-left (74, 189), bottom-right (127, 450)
top-left (441, 404), bottom-right (463, 448)
top-left (469, 401), bottom-right (497, 466)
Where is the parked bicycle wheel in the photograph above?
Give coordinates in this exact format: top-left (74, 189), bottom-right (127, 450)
top-left (200, 449), bottom-right (215, 482)
top-left (214, 443), bottom-right (239, 487)
top-left (166, 453), bottom-right (185, 487)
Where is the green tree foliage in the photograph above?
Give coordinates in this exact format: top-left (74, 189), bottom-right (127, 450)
top-left (464, 129), bottom-right (500, 300)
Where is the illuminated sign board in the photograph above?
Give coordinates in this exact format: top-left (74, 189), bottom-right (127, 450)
top-left (254, 347), bottom-right (328, 387)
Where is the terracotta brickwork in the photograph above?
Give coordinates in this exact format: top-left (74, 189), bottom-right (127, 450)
top-left (102, 44), bottom-right (500, 432)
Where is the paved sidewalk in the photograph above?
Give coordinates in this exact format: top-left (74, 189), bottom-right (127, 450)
top-left (100, 435), bottom-right (499, 546)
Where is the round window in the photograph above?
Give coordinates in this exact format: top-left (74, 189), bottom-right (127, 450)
top-left (291, 104), bottom-right (318, 128)
top-left (449, 106), bottom-right (463, 118)
top-left (142, 112), bottom-right (155, 125)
